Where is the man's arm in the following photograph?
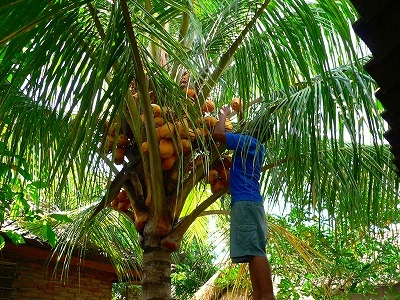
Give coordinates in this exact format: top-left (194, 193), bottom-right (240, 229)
top-left (212, 105), bottom-right (231, 143)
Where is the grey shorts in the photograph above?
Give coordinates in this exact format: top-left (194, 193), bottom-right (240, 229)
top-left (230, 201), bottom-right (268, 263)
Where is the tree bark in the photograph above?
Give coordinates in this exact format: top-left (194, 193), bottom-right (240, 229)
top-left (141, 243), bottom-right (172, 300)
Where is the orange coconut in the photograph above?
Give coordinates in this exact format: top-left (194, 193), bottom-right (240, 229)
top-left (141, 141), bottom-right (149, 154)
top-left (158, 122), bottom-right (175, 139)
top-left (151, 104), bottom-right (162, 117)
top-left (185, 87), bottom-right (196, 98)
top-left (204, 116), bottom-right (218, 128)
top-left (162, 155), bottom-right (177, 170)
top-left (211, 179), bottom-right (227, 194)
top-left (159, 139), bottom-right (174, 158)
top-left (117, 134), bottom-right (129, 147)
top-left (230, 98), bottom-right (242, 112)
top-left (206, 169), bottom-right (219, 185)
top-left (154, 116), bottom-right (165, 127)
top-left (202, 99), bottom-right (215, 113)
top-left (114, 147), bottom-right (126, 165)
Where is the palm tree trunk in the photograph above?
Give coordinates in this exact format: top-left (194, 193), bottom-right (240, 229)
top-left (141, 244), bottom-right (172, 300)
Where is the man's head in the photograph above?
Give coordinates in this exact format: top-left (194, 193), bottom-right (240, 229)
top-left (242, 117), bottom-right (273, 143)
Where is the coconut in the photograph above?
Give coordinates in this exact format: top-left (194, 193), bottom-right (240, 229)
top-left (114, 147), bottom-right (126, 165)
top-left (201, 127), bottom-right (210, 138)
top-left (159, 139), bottom-right (174, 158)
top-left (177, 119), bottom-right (190, 138)
top-left (181, 139), bottom-right (191, 153)
top-left (206, 169), bottom-right (219, 185)
top-left (141, 141), bottom-right (149, 154)
top-left (117, 134), bottom-right (129, 147)
top-left (202, 99), bottom-right (215, 113)
top-left (151, 104), bottom-right (162, 117)
top-left (158, 122), bottom-right (175, 139)
top-left (117, 200), bottom-right (131, 211)
top-left (231, 98), bottom-right (242, 112)
top-left (154, 116), bottom-right (165, 127)
top-left (110, 198), bottom-right (119, 209)
top-left (185, 87), bottom-right (196, 98)
top-left (219, 169), bottom-right (230, 181)
top-left (211, 179), bottom-right (228, 194)
top-left (117, 190), bottom-right (128, 201)
top-left (204, 116), bottom-right (218, 128)
top-left (212, 160), bottom-right (224, 175)
top-left (187, 128), bottom-right (196, 141)
top-left (162, 155), bottom-right (177, 170)
top-left (134, 210), bottom-right (148, 232)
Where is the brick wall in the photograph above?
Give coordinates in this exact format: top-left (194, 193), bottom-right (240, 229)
top-left (0, 242), bottom-right (118, 300)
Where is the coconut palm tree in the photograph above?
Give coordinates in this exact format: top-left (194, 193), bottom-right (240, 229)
top-left (1, 0), bottom-right (399, 299)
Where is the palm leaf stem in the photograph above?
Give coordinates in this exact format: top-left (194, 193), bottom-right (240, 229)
top-left (175, 144), bottom-right (226, 215)
top-left (143, 0), bottom-right (160, 63)
top-left (169, 3), bottom-right (191, 82)
top-left (88, 157), bottom-right (140, 222)
top-left (87, 3), bottom-right (105, 40)
top-left (86, 4), bottom-right (136, 140)
top-left (98, 148), bottom-right (120, 175)
top-left (120, 0), bottom-right (165, 218)
top-left (170, 185), bottom-right (229, 239)
top-left (200, 0), bottom-right (271, 104)
top-left (178, 7), bottom-right (190, 44)
top-left (198, 209), bottom-right (230, 217)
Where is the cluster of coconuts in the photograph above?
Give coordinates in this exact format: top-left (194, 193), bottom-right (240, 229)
top-left (102, 123), bottom-right (132, 165)
top-left (110, 189), bottom-right (131, 212)
top-left (139, 89), bottom-right (238, 172)
top-left (206, 155), bottom-right (232, 194)
top-left (203, 97), bottom-right (241, 194)
top-left (140, 103), bottom-right (191, 171)
top-left (103, 90), bottom-right (242, 213)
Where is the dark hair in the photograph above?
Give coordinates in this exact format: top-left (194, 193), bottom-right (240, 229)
top-left (250, 121), bottom-right (273, 143)
top-left (241, 118), bottom-right (273, 143)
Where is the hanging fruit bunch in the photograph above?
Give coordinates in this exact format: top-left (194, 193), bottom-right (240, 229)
top-left (206, 154), bottom-right (232, 194)
top-left (102, 121), bottom-right (132, 165)
top-left (99, 71), bottom-right (241, 239)
top-left (110, 189), bottom-right (131, 212)
top-left (138, 86), bottom-right (234, 175)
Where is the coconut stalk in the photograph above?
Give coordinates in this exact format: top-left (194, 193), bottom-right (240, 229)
top-left (198, 0), bottom-right (271, 104)
top-left (120, 0), bottom-right (165, 219)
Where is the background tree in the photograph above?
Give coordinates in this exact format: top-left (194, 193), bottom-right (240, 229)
top-left (1, 0), bottom-right (399, 299)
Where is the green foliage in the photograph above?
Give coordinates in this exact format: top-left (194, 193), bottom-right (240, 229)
top-left (269, 208), bottom-right (400, 299)
top-left (215, 264), bottom-right (252, 291)
top-left (0, 142), bottom-right (72, 248)
top-left (112, 282), bottom-right (141, 300)
top-left (171, 238), bottom-right (218, 300)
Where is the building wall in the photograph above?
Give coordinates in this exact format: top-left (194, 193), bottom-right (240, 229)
top-left (0, 245), bottom-right (117, 300)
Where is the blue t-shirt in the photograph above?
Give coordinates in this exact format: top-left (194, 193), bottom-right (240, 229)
top-left (225, 132), bottom-right (264, 204)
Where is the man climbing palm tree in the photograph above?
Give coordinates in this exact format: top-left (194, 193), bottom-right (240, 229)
top-left (213, 105), bottom-right (275, 300)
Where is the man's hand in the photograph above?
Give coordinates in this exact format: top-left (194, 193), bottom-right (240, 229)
top-left (213, 105), bottom-right (231, 143)
top-left (219, 105), bottom-right (232, 116)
